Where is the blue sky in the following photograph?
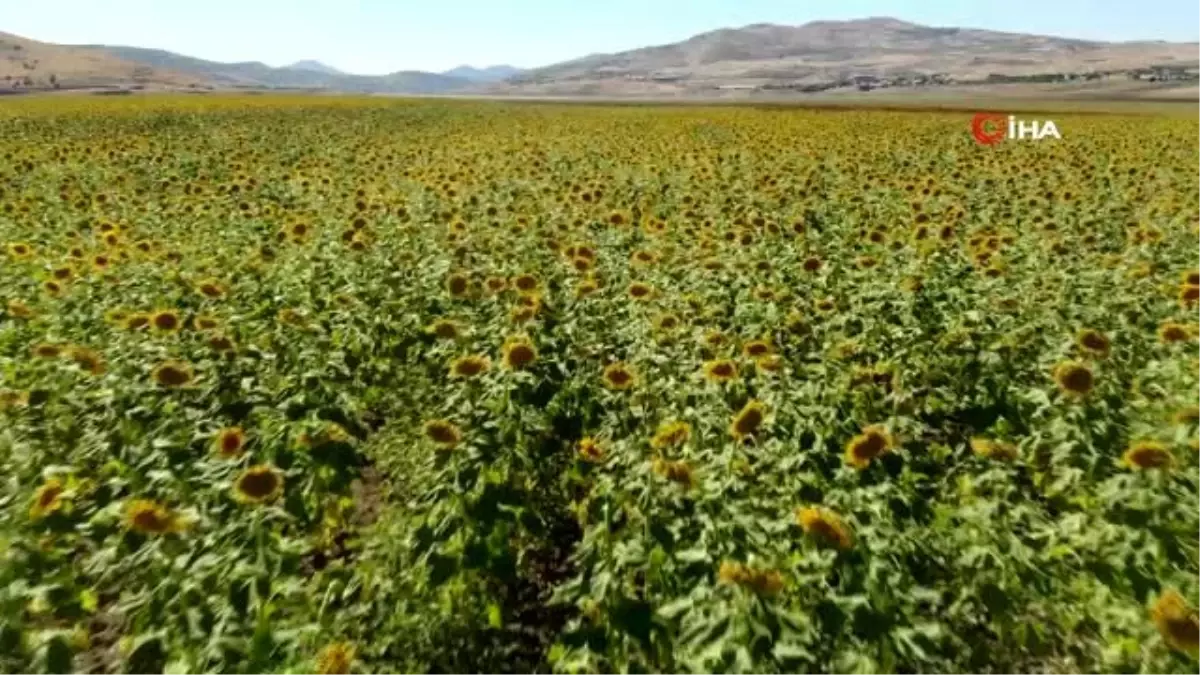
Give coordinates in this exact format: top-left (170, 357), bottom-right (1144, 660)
top-left (4, 0), bottom-right (1198, 74)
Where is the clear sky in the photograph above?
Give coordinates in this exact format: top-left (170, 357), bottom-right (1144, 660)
top-left (3, 0), bottom-right (1197, 74)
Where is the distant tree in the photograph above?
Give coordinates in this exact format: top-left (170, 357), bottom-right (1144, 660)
top-left (49, 73), bottom-right (57, 85)
top-left (22, 75), bottom-right (33, 86)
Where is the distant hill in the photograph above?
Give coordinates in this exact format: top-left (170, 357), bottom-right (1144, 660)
top-left (285, 59), bottom-right (344, 75)
top-left (442, 64), bottom-right (523, 82)
top-left (80, 44), bottom-right (471, 93)
top-left (498, 17), bottom-right (1199, 95)
top-left (0, 31), bottom-right (202, 89)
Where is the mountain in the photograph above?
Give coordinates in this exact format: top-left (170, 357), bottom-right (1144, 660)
top-left (0, 32), bottom-right (477, 93)
top-left (498, 17), bottom-right (1199, 94)
top-left (285, 59), bottom-right (344, 75)
top-left (0, 31), bottom-right (202, 89)
top-left (442, 64), bottom-right (523, 82)
top-left (79, 44), bottom-right (471, 93)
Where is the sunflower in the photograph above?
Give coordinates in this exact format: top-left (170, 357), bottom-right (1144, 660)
top-left (484, 276), bottom-right (509, 294)
top-left (42, 280), bottom-right (64, 297)
top-left (652, 458), bottom-right (695, 488)
top-left (423, 419), bottom-right (462, 449)
top-left (214, 427), bottom-right (246, 458)
top-left (1150, 588), bottom-right (1199, 656)
top-left (651, 421), bottom-right (691, 450)
top-left (742, 340), bottom-right (771, 358)
top-left (7, 242), bottom-right (34, 259)
top-left (191, 314), bottom-right (220, 332)
top-left (1053, 361), bottom-right (1094, 396)
top-left (654, 313), bottom-right (680, 332)
top-left (124, 313), bottom-right (150, 330)
top-left (814, 297), bottom-right (836, 314)
top-left (233, 465), bottom-right (284, 504)
top-left (576, 278), bottom-right (599, 297)
top-left (315, 642), bottom-right (356, 675)
top-left (1158, 322), bottom-right (1192, 344)
top-left (152, 360), bottom-right (194, 387)
top-left (31, 342), bottom-right (64, 359)
top-left (449, 355), bottom-right (490, 378)
top-left (150, 309), bottom-right (182, 333)
top-left (1122, 440), bottom-right (1173, 470)
top-left (29, 478), bottom-right (65, 520)
top-left (207, 334), bottom-right (236, 353)
top-left (1172, 407), bottom-right (1200, 426)
top-left (802, 256), bottom-right (822, 272)
top-left (446, 273), bottom-right (471, 298)
top-left (845, 425), bottom-right (894, 469)
top-left (627, 282), bottom-right (652, 300)
top-left (513, 273), bottom-right (539, 293)
top-left (717, 561), bottom-right (783, 596)
top-left (67, 347), bottom-right (105, 375)
top-left (1180, 284), bottom-right (1199, 307)
top-left (703, 359), bottom-right (738, 383)
top-left (6, 299), bottom-right (34, 319)
top-left (602, 362), bottom-right (637, 390)
top-left (578, 437), bottom-right (604, 463)
top-left (427, 319), bottom-right (462, 340)
top-left (196, 279), bottom-right (226, 298)
top-left (756, 355), bottom-right (784, 373)
top-left (1075, 329), bottom-right (1110, 356)
top-left (502, 338), bottom-right (537, 370)
top-left (124, 499), bottom-right (184, 535)
top-left (970, 437), bottom-right (1019, 461)
top-left (729, 400), bottom-right (766, 439)
top-left (796, 507), bottom-right (853, 550)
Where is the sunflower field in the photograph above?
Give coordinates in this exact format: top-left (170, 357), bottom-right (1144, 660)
top-left (0, 95), bottom-right (1197, 674)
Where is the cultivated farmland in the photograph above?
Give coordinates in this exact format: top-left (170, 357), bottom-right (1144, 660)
top-left (0, 96), bottom-right (1197, 674)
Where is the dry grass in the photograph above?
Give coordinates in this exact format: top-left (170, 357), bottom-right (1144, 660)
top-left (0, 31), bottom-right (200, 88)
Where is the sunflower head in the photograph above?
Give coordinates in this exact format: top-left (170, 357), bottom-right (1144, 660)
top-left (30, 479), bottom-right (66, 520)
top-left (1123, 440), bottom-right (1173, 470)
top-left (6, 299), bottom-right (34, 319)
top-left (730, 400), bottom-right (766, 440)
top-left (1053, 361), bottom-right (1094, 396)
top-left (652, 458), bottom-right (695, 489)
top-left (513, 273), bottom-right (539, 293)
top-left (1179, 284), bottom-right (1199, 307)
top-left (124, 313), bottom-right (150, 330)
top-left (755, 354), bottom-right (784, 373)
top-left (1158, 322), bottom-right (1193, 344)
top-left (315, 642), bottom-right (356, 675)
top-left (427, 319), bottom-right (462, 340)
top-left (197, 279), bottom-right (226, 298)
top-left (577, 437), bottom-right (604, 463)
top-left (602, 362), bottom-right (637, 390)
top-left (1150, 588), bottom-right (1199, 656)
top-left (742, 340), bottom-right (771, 358)
top-left (151, 309), bottom-right (182, 333)
top-left (125, 499), bottom-right (184, 535)
top-left (796, 507), bottom-right (853, 550)
top-left (233, 465), bottom-right (284, 504)
top-left (651, 421), bottom-right (692, 451)
top-left (449, 355), bottom-right (490, 378)
top-left (717, 561), bottom-right (783, 596)
top-left (845, 425), bottom-right (894, 469)
top-left (152, 361), bottom-right (194, 388)
top-left (67, 347), bottom-right (105, 375)
top-left (1075, 329), bottom-right (1110, 356)
top-left (502, 338), bottom-right (537, 370)
top-left (703, 359), bottom-right (738, 383)
top-left (446, 273), bottom-right (471, 298)
top-left (970, 437), bottom-right (1019, 462)
top-left (214, 427), bottom-right (246, 458)
top-left (1172, 407), bottom-right (1200, 427)
top-left (484, 276), bottom-right (509, 294)
top-left (423, 419), bottom-right (462, 449)
top-left (627, 282), bottom-right (652, 300)
top-left (31, 342), bottom-right (64, 359)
